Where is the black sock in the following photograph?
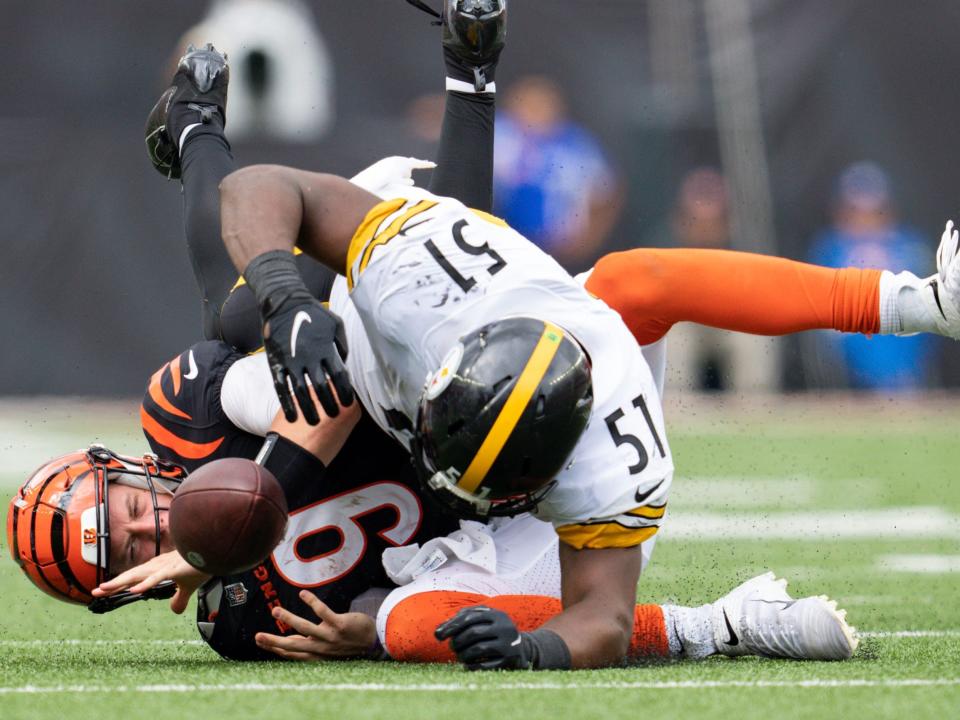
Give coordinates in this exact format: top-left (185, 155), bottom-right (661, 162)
top-left (179, 129), bottom-right (238, 340)
top-left (428, 91), bottom-right (496, 212)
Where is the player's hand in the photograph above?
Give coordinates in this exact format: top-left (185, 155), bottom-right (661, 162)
top-left (263, 298), bottom-right (353, 424)
top-left (91, 550), bottom-right (210, 614)
top-left (349, 156), bottom-right (436, 195)
top-left (254, 590), bottom-right (378, 660)
top-left (435, 606), bottom-right (534, 671)
top-left (269, 382), bottom-right (361, 464)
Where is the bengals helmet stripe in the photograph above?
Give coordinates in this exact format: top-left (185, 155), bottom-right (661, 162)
top-left (26, 470), bottom-right (67, 597)
top-left (456, 321), bottom-right (564, 494)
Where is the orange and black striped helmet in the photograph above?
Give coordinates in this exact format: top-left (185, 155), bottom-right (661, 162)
top-left (6, 445), bottom-right (185, 608)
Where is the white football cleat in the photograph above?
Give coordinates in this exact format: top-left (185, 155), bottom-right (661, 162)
top-left (713, 571), bottom-right (858, 661)
top-left (925, 220), bottom-right (960, 339)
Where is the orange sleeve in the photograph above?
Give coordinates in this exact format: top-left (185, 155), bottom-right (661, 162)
top-left (383, 591), bottom-right (668, 662)
top-left (584, 248), bottom-right (882, 346)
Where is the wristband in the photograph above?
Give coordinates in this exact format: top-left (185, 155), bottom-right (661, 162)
top-left (525, 628), bottom-right (572, 670)
top-left (255, 432), bottom-right (326, 493)
top-left (242, 250), bottom-right (314, 319)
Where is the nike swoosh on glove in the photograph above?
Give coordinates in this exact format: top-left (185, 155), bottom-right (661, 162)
top-left (263, 298), bottom-right (353, 424)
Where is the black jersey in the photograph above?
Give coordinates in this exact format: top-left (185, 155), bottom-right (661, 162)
top-left (140, 340), bottom-right (457, 661)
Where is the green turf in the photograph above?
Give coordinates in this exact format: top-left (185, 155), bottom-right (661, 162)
top-left (1, 398), bottom-right (957, 720)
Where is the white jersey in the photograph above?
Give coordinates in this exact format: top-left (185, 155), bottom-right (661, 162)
top-left (328, 185), bottom-right (673, 549)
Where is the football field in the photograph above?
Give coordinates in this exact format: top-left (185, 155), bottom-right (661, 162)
top-left (1, 396), bottom-right (958, 720)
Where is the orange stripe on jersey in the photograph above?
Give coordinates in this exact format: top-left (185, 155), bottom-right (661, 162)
top-left (140, 405), bottom-right (224, 460)
top-left (555, 522), bottom-right (659, 550)
top-left (146, 365), bottom-right (191, 421)
top-left (170, 355), bottom-right (182, 396)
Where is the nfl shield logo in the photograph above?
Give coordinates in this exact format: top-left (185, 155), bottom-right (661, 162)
top-left (224, 582), bottom-right (248, 607)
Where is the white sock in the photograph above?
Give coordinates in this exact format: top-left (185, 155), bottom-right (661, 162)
top-left (878, 269), bottom-right (939, 336)
top-left (445, 77), bottom-right (496, 94)
top-left (661, 604), bottom-right (717, 659)
top-left (178, 122), bottom-right (204, 155)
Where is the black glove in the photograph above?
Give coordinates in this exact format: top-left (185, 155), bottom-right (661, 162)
top-left (263, 297), bottom-right (353, 424)
top-left (435, 606), bottom-right (571, 671)
top-left (243, 250), bottom-right (353, 424)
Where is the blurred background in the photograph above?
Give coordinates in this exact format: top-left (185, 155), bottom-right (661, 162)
top-left (3, 0), bottom-right (960, 396)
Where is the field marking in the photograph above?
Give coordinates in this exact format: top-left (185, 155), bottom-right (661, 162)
top-left (859, 630), bottom-right (960, 638)
top-left (667, 476), bottom-right (820, 508)
top-left (877, 554), bottom-right (960, 573)
top-left (0, 639), bottom-right (206, 647)
top-left (2, 631), bottom-right (959, 647)
top-left (665, 507), bottom-right (960, 540)
top-left (0, 679), bottom-right (957, 694)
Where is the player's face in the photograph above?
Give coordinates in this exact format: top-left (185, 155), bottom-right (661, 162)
top-left (107, 484), bottom-right (174, 575)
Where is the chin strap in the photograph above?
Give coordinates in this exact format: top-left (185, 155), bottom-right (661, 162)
top-left (87, 580), bottom-right (177, 614)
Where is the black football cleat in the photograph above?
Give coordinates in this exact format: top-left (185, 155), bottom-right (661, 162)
top-left (406, 0), bottom-right (507, 91)
top-left (145, 43), bottom-right (229, 179)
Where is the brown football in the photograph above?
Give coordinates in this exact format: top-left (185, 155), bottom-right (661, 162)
top-left (169, 457), bottom-right (288, 576)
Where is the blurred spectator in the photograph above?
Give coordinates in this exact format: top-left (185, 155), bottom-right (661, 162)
top-left (179, 0), bottom-right (334, 142)
top-left (493, 75), bottom-right (623, 270)
top-left (665, 167), bottom-right (779, 393)
top-left (808, 161), bottom-right (934, 390)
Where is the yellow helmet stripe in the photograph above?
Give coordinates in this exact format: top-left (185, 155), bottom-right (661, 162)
top-left (457, 321), bottom-right (566, 494)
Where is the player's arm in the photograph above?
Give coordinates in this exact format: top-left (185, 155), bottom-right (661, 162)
top-left (218, 165), bottom-right (381, 424)
top-left (545, 544), bottom-right (641, 667)
top-left (436, 543), bottom-right (642, 670)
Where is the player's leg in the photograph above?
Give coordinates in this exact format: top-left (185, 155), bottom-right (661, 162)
top-left (376, 516), bottom-right (857, 662)
top-left (145, 44), bottom-right (237, 341)
top-left (584, 248), bottom-right (881, 345)
top-left (145, 44), bottom-right (336, 349)
top-left (412, 0), bottom-right (506, 211)
top-left (585, 236), bottom-right (960, 347)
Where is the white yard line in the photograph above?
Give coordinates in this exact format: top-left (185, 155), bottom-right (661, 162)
top-left (0, 679), bottom-right (957, 694)
top-left (2, 631), bottom-right (958, 647)
top-left (876, 554), bottom-right (960, 573)
top-left (664, 507), bottom-right (960, 540)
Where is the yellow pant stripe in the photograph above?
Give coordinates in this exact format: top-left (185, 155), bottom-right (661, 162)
top-left (627, 505), bottom-right (667, 519)
top-left (556, 523), bottom-right (659, 550)
top-left (457, 321), bottom-right (565, 494)
top-left (345, 198), bottom-right (408, 289)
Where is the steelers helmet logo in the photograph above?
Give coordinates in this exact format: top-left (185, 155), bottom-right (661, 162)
top-left (425, 342), bottom-right (464, 400)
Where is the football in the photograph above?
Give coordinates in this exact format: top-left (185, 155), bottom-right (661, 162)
top-left (169, 457), bottom-right (288, 576)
